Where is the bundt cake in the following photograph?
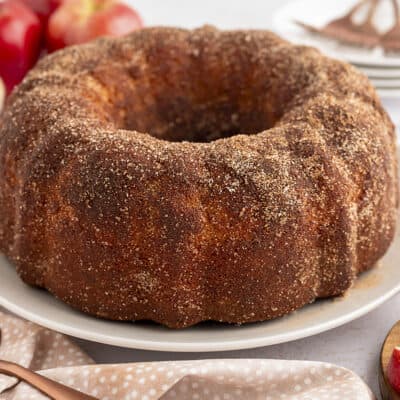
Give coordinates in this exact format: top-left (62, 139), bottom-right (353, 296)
top-left (0, 27), bottom-right (398, 328)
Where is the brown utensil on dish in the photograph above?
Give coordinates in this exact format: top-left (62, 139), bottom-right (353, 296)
top-left (295, 0), bottom-right (381, 48)
top-left (379, 320), bottom-right (400, 400)
top-left (381, 0), bottom-right (400, 52)
top-left (0, 360), bottom-right (98, 400)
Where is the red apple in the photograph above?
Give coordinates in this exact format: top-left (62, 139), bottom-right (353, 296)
top-left (0, 0), bottom-right (42, 94)
top-left (388, 346), bottom-right (400, 393)
top-left (18, 0), bottom-right (63, 26)
top-left (47, 0), bottom-right (143, 52)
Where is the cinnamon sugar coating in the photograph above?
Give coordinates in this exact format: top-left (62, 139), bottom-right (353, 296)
top-left (0, 27), bottom-right (398, 328)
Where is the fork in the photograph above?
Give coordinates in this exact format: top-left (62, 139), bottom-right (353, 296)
top-left (0, 360), bottom-right (98, 400)
top-left (295, 0), bottom-right (381, 48)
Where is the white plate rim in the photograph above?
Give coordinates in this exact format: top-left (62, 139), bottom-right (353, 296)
top-left (377, 88), bottom-right (400, 98)
top-left (1, 278), bottom-right (400, 352)
top-left (357, 66), bottom-right (400, 79)
top-left (1, 239), bottom-right (400, 353)
top-left (371, 78), bottom-right (400, 87)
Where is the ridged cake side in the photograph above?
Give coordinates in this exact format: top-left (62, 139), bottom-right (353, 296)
top-left (0, 27), bottom-right (397, 328)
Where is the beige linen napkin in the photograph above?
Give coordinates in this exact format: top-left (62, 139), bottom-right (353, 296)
top-left (0, 311), bottom-right (375, 399)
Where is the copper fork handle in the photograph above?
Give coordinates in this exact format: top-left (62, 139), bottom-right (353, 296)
top-left (0, 360), bottom-right (98, 400)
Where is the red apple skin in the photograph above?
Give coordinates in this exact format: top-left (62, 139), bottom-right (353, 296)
top-left (47, 0), bottom-right (143, 52)
top-left (388, 347), bottom-right (400, 393)
top-left (0, 0), bottom-right (42, 94)
top-left (18, 0), bottom-right (63, 25)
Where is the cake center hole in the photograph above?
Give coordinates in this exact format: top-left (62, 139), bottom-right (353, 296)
top-left (124, 103), bottom-right (274, 143)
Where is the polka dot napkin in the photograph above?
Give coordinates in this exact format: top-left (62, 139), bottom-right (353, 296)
top-left (0, 311), bottom-right (375, 400)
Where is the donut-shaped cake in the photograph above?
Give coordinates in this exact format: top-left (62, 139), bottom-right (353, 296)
top-left (0, 27), bottom-right (398, 328)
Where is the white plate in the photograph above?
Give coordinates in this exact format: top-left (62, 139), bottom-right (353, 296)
top-left (1, 223), bottom-right (400, 352)
top-left (371, 78), bottom-right (400, 88)
top-left (273, 0), bottom-right (400, 67)
top-left (377, 88), bottom-right (400, 98)
top-left (356, 65), bottom-right (400, 79)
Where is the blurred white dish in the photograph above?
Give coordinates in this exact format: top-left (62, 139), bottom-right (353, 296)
top-left (357, 65), bottom-right (400, 79)
top-left (377, 88), bottom-right (400, 98)
top-left (273, 0), bottom-right (400, 67)
top-left (371, 78), bottom-right (400, 88)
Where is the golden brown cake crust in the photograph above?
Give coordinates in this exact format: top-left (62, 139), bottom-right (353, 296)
top-left (0, 27), bottom-right (398, 328)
